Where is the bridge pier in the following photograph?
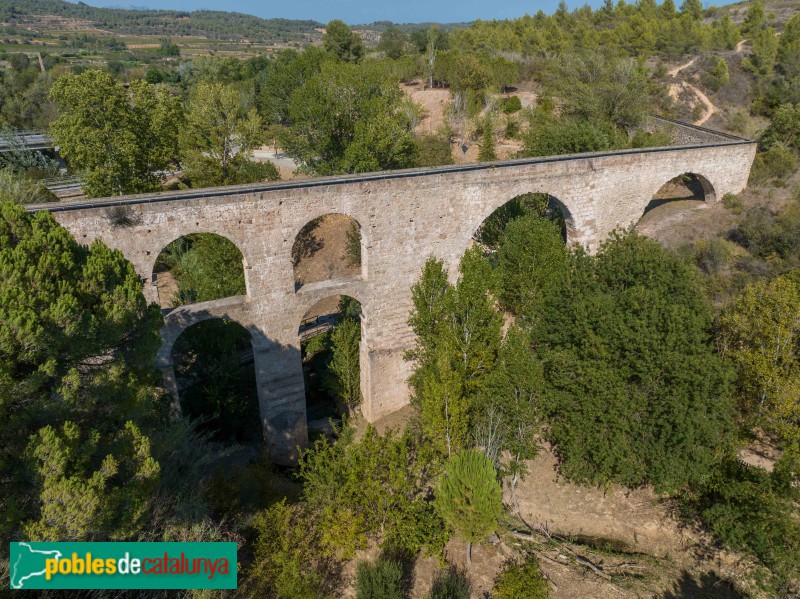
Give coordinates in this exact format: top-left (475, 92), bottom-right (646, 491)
top-left (252, 337), bottom-right (307, 465)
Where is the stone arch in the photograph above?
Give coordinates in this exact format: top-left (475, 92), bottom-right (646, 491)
top-left (645, 172), bottom-right (717, 211)
top-left (298, 294), bottom-right (365, 436)
top-left (638, 173), bottom-right (717, 233)
top-left (291, 213), bottom-right (367, 291)
top-left (472, 191), bottom-right (576, 250)
top-left (151, 231), bottom-right (249, 309)
top-left (170, 317), bottom-right (262, 444)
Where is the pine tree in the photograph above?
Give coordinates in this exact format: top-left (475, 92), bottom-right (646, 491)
top-left (326, 316), bottom-right (362, 412)
top-left (434, 449), bottom-right (502, 564)
top-left (478, 114), bottom-right (497, 162)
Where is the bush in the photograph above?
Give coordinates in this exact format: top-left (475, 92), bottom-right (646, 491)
top-left (493, 556), bottom-right (550, 599)
top-left (694, 237), bottom-right (732, 275)
top-left (501, 95), bottom-right (522, 114)
top-left (522, 116), bottom-right (625, 157)
top-left (749, 144), bottom-right (797, 185)
top-left (734, 205), bottom-right (800, 259)
top-left (721, 192), bottom-right (743, 214)
top-left (701, 57), bottom-right (730, 92)
top-left (416, 134), bottom-right (454, 167)
top-left (429, 566), bottom-right (470, 599)
top-left (505, 118), bottom-right (520, 139)
top-left (355, 557), bottom-right (403, 599)
top-left (680, 457), bottom-right (800, 588)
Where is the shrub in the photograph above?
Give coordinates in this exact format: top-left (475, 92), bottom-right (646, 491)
top-left (415, 134), bottom-right (454, 167)
top-left (694, 237), bottom-right (732, 275)
top-left (501, 95), bottom-right (522, 114)
top-left (522, 116), bottom-right (625, 157)
top-left (721, 192), bottom-right (743, 214)
top-left (355, 557), bottom-right (403, 599)
top-left (749, 144), bottom-right (797, 185)
top-left (505, 118), bottom-right (520, 139)
top-left (701, 57), bottom-right (730, 92)
top-left (434, 449), bottom-right (501, 563)
top-left (429, 566), bottom-right (471, 599)
top-left (493, 556), bottom-right (550, 599)
top-left (680, 457), bottom-right (800, 588)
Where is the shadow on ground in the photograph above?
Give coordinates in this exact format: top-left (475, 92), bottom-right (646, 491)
top-left (659, 571), bottom-right (745, 599)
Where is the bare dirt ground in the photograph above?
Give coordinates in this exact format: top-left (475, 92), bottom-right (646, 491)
top-left (154, 268), bottom-right (179, 309)
top-left (402, 83), bottom-right (532, 163)
top-left (637, 177), bottom-right (711, 240)
top-left (348, 408), bottom-right (764, 599)
top-left (668, 57), bottom-right (718, 126)
top-left (293, 213), bottom-right (361, 321)
top-left (293, 213), bottom-right (360, 288)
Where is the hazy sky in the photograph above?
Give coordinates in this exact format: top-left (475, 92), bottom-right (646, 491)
top-left (81, 0), bottom-right (733, 25)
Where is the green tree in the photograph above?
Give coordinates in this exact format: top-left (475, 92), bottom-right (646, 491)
top-left (256, 47), bottom-right (332, 125)
top-left (718, 276), bottom-right (800, 416)
top-left (679, 0), bottom-right (703, 21)
top-left (250, 499), bottom-right (331, 599)
top-left (434, 449), bottom-right (502, 564)
top-left (157, 37), bottom-right (180, 57)
top-left (495, 214), bottom-right (569, 317)
top-left (378, 27), bottom-right (411, 60)
top-left (535, 231), bottom-right (734, 491)
top-left (477, 113), bottom-right (497, 161)
top-left (742, 0), bottom-right (766, 36)
top-left (545, 53), bottom-right (650, 130)
top-left (760, 103), bottom-right (800, 150)
top-left (283, 62), bottom-right (416, 175)
top-left (181, 81), bottom-right (278, 188)
top-left (325, 316), bottom-right (362, 412)
top-left (0, 201), bottom-right (163, 541)
top-left (24, 420), bottom-right (160, 541)
top-left (475, 326), bottom-right (544, 504)
top-left (323, 20), bottom-right (364, 63)
top-left (298, 425), bottom-right (445, 559)
top-left (49, 69), bottom-right (181, 197)
top-left (408, 250), bottom-right (502, 458)
top-left (157, 233), bottom-right (246, 305)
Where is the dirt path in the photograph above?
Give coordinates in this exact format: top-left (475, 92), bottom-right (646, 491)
top-left (735, 38), bottom-right (748, 53)
top-left (668, 56), bottom-right (718, 126)
top-left (668, 56), bottom-right (697, 78)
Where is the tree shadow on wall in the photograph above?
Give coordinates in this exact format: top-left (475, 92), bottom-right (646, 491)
top-left (659, 571), bottom-right (745, 599)
top-left (292, 216), bottom-right (324, 267)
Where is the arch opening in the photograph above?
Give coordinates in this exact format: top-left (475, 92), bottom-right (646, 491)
top-left (299, 295), bottom-right (363, 441)
top-left (153, 233), bottom-right (246, 309)
top-left (475, 192), bottom-right (572, 250)
top-left (638, 173), bottom-right (716, 234)
top-left (171, 319), bottom-right (261, 445)
top-left (292, 214), bottom-right (364, 291)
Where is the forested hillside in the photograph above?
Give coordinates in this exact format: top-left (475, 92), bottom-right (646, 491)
top-left (0, 0), bottom-right (323, 42)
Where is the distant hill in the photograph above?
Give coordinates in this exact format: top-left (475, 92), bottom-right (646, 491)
top-left (0, 0), bottom-right (468, 44)
top-left (714, 0), bottom-right (797, 28)
top-left (0, 0), bottom-right (324, 42)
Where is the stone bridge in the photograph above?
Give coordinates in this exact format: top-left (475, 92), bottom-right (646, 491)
top-left (29, 118), bottom-right (756, 463)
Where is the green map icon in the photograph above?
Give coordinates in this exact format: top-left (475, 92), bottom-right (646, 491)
top-left (10, 543), bottom-right (63, 589)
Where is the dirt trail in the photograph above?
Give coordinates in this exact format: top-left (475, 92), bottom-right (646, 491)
top-left (668, 56), bottom-right (718, 126)
top-left (735, 38), bottom-right (748, 53)
top-left (668, 56), bottom-right (697, 77)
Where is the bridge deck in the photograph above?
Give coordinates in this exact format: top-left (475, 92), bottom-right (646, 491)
top-left (25, 117), bottom-right (752, 214)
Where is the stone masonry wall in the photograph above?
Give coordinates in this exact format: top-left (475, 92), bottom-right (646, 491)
top-left (42, 139), bottom-right (757, 463)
